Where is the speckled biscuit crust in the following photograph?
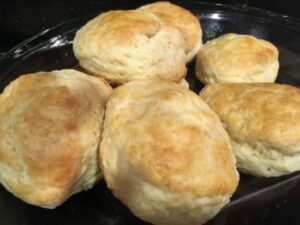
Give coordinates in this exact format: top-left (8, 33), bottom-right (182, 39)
top-left (195, 33), bottom-right (279, 84)
top-left (0, 69), bottom-right (112, 208)
top-left (100, 80), bottom-right (239, 225)
top-left (200, 83), bottom-right (300, 177)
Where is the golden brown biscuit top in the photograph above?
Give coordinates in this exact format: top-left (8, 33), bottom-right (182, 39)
top-left (75, 10), bottom-right (162, 49)
top-left (139, 1), bottom-right (201, 53)
top-left (103, 80), bottom-right (238, 196)
top-left (0, 70), bottom-right (112, 200)
top-left (200, 83), bottom-right (300, 153)
top-left (198, 33), bottom-right (278, 76)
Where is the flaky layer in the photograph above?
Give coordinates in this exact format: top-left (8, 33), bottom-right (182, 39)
top-left (232, 140), bottom-right (300, 177)
top-left (108, 165), bottom-right (230, 225)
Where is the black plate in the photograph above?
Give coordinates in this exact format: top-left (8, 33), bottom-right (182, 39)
top-left (1, 1), bottom-right (300, 225)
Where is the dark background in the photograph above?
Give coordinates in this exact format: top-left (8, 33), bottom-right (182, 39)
top-left (0, 0), bottom-right (300, 53)
top-left (0, 1), bottom-right (300, 225)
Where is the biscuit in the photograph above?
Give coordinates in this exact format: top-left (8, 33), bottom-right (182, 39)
top-left (178, 78), bottom-right (190, 89)
top-left (73, 9), bottom-right (187, 85)
top-left (200, 83), bottom-right (300, 177)
top-left (0, 69), bottom-right (112, 208)
top-left (195, 33), bottom-right (279, 84)
top-left (139, 1), bottom-right (202, 62)
top-left (100, 80), bottom-right (239, 225)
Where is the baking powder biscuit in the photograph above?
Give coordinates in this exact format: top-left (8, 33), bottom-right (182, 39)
top-left (195, 33), bottom-right (279, 84)
top-left (178, 78), bottom-right (190, 89)
top-left (200, 83), bottom-right (300, 177)
top-left (0, 69), bottom-right (112, 208)
top-left (73, 9), bottom-right (187, 85)
top-left (139, 1), bottom-right (202, 62)
top-left (100, 80), bottom-right (239, 225)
